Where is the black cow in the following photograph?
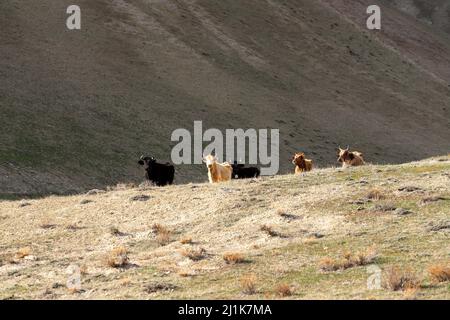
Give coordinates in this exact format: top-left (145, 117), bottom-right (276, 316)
top-left (138, 155), bottom-right (175, 186)
top-left (231, 161), bottom-right (261, 179)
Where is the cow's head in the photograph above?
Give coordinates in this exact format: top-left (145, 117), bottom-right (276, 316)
top-left (292, 152), bottom-right (306, 166)
top-left (138, 155), bottom-right (156, 168)
top-left (337, 147), bottom-right (352, 163)
top-left (202, 154), bottom-right (217, 169)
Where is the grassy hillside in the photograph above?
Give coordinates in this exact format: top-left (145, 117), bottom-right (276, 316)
top-left (0, 156), bottom-right (449, 299)
top-left (392, 0), bottom-right (450, 35)
top-left (1, 0), bottom-right (449, 197)
top-left (324, 0), bottom-right (450, 83)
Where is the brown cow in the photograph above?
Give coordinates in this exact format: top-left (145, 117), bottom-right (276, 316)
top-left (203, 154), bottom-right (232, 183)
top-left (337, 146), bottom-right (365, 167)
top-left (292, 152), bottom-right (313, 174)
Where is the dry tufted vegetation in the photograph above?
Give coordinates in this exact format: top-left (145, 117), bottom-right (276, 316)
top-left (240, 274), bottom-right (257, 295)
top-left (383, 266), bottom-right (421, 292)
top-left (319, 246), bottom-right (378, 272)
top-left (0, 157), bottom-right (449, 299)
top-left (223, 253), bottom-right (246, 264)
top-left (367, 189), bottom-right (386, 201)
top-left (275, 283), bottom-right (294, 297)
top-left (181, 248), bottom-right (207, 261)
top-left (179, 237), bottom-right (193, 245)
top-left (427, 263), bottom-right (450, 283)
top-left (105, 247), bottom-right (129, 268)
top-left (260, 225), bottom-right (282, 237)
top-left (15, 247), bottom-right (31, 260)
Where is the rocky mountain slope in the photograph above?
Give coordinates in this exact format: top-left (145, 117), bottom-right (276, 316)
top-left (392, 0), bottom-right (450, 35)
top-left (1, 0), bottom-right (449, 196)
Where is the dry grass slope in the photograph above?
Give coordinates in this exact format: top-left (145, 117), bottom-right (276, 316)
top-left (0, 156), bottom-right (449, 299)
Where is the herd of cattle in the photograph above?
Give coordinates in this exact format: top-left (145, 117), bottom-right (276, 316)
top-left (138, 146), bottom-right (365, 186)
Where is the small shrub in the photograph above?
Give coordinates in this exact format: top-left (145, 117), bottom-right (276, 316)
top-left (421, 196), bottom-right (446, 204)
top-left (428, 263), bottom-right (450, 283)
top-left (240, 274), bottom-right (257, 295)
top-left (384, 266), bottom-right (420, 291)
top-left (351, 246), bottom-right (378, 266)
top-left (120, 277), bottom-right (131, 286)
top-left (152, 224), bottom-right (171, 246)
top-left (223, 252), bottom-right (245, 264)
top-left (303, 237), bottom-right (319, 244)
top-left (177, 270), bottom-right (195, 277)
top-left (182, 248), bottom-right (207, 261)
top-left (319, 247), bottom-right (378, 271)
top-left (18, 201), bottom-right (31, 208)
top-left (67, 287), bottom-right (81, 294)
top-left (19, 200), bottom-right (31, 208)
top-left (15, 247), bottom-right (31, 259)
top-left (5, 253), bottom-right (17, 264)
top-left (403, 287), bottom-right (419, 300)
top-left (319, 257), bottom-right (341, 272)
top-left (371, 204), bottom-right (397, 212)
top-left (110, 227), bottom-right (121, 236)
top-left (367, 189), bottom-right (385, 200)
top-left (79, 264), bottom-right (88, 275)
top-left (276, 209), bottom-right (298, 220)
top-left (39, 219), bottom-right (56, 229)
top-left (156, 230), bottom-right (171, 246)
top-left (130, 194), bottom-right (151, 202)
top-left (152, 223), bottom-right (168, 234)
top-left (66, 224), bottom-right (81, 231)
top-left (275, 283), bottom-right (294, 297)
top-left (260, 224), bottom-right (280, 237)
top-left (144, 282), bottom-right (177, 293)
top-left (427, 220), bottom-right (450, 232)
top-left (106, 246), bottom-right (129, 268)
top-left (180, 236), bottom-right (193, 245)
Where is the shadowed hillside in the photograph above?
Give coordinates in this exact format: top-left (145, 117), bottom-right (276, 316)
top-left (325, 0), bottom-right (450, 83)
top-left (392, 0), bottom-right (450, 35)
top-left (1, 0), bottom-right (449, 196)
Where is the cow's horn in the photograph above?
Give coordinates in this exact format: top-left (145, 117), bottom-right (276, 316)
top-left (140, 155), bottom-right (144, 160)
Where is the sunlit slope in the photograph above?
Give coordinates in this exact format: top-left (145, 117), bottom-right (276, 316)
top-left (0, 156), bottom-right (449, 299)
top-left (1, 0), bottom-right (449, 196)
